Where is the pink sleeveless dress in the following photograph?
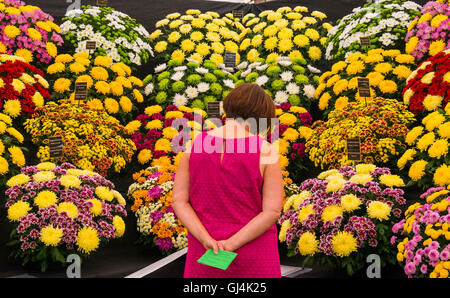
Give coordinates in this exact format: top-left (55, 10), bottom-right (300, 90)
top-left (184, 131), bottom-right (281, 278)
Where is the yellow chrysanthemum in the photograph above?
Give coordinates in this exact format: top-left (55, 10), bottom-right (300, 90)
top-left (8, 146), bottom-right (25, 167)
top-left (95, 186), bottom-right (114, 201)
top-left (428, 139), bottom-right (449, 159)
top-left (6, 173), bottom-right (29, 188)
top-left (76, 227), bottom-right (100, 254)
top-left (4, 25), bottom-right (21, 38)
top-left (3, 100), bottom-right (21, 118)
top-left (429, 40), bottom-right (446, 57)
top-left (40, 226), bottom-right (63, 246)
top-left (87, 198), bottom-right (103, 216)
top-left (104, 98), bottom-right (119, 114)
top-left (326, 177), bottom-right (346, 192)
top-left (297, 232), bottom-right (319, 256)
top-left (417, 132), bottom-right (435, 151)
top-left (409, 160), bottom-right (428, 181)
top-left (340, 194), bottom-right (361, 212)
top-left (321, 205), bottom-right (343, 222)
top-left (137, 149), bottom-right (153, 165)
top-left (331, 231), bottom-right (358, 257)
top-left (349, 173), bottom-right (372, 185)
top-left (7, 201), bottom-right (31, 221)
top-left (54, 78), bottom-right (71, 93)
top-left (60, 175), bottom-right (82, 189)
top-left (32, 171), bottom-right (56, 183)
top-left (367, 201), bottom-right (391, 221)
top-left (433, 164), bottom-right (450, 186)
top-left (57, 202), bottom-right (79, 219)
top-left (113, 216), bottom-right (126, 237)
top-left (298, 204), bottom-right (315, 222)
top-left (14, 48), bottom-right (33, 63)
top-left (379, 174), bottom-right (405, 188)
top-left (423, 95), bottom-right (443, 111)
top-left (34, 191), bottom-right (58, 209)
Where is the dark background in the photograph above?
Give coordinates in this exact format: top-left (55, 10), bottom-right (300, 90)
top-left (0, 0), bottom-right (428, 279)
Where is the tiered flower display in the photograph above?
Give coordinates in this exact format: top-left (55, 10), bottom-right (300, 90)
top-left (237, 57), bottom-right (320, 110)
top-left (279, 164), bottom-right (407, 275)
top-left (149, 9), bottom-right (242, 66)
top-left (392, 186), bottom-right (450, 278)
top-left (325, 0), bottom-right (422, 60)
top-left (315, 49), bottom-right (416, 117)
top-left (0, 0), bottom-right (64, 66)
top-left (306, 97), bottom-right (416, 170)
top-left (405, 0), bottom-right (450, 63)
top-left (0, 112), bottom-right (26, 186)
top-left (60, 5), bottom-right (153, 69)
top-left (0, 54), bottom-right (50, 124)
top-left (240, 6), bottom-right (332, 66)
top-left (270, 103), bottom-right (314, 183)
top-left (46, 52), bottom-right (144, 123)
top-left (397, 103), bottom-right (450, 189)
top-left (128, 104), bottom-right (220, 167)
top-left (403, 49), bottom-right (450, 115)
top-left (128, 165), bottom-right (187, 254)
top-left (23, 102), bottom-right (136, 177)
top-left (145, 59), bottom-right (235, 110)
top-left (5, 162), bottom-right (127, 272)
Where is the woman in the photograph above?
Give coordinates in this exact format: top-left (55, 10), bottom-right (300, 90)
top-left (173, 83), bottom-right (283, 278)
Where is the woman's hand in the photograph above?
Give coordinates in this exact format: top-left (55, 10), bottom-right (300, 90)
top-left (217, 239), bottom-right (236, 252)
top-left (201, 237), bottom-right (224, 255)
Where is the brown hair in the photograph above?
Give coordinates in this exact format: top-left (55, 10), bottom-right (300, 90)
top-left (223, 83), bottom-right (276, 136)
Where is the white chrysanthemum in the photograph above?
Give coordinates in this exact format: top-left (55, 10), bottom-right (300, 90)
top-left (197, 82), bottom-right (210, 93)
top-left (256, 64), bottom-right (269, 71)
top-left (248, 62), bottom-right (262, 69)
top-left (278, 60), bottom-right (292, 67)
top-left (174, 66), bottom-right (188, 72)
top-left (154, 63), bottom-right (167, 73)
top-left (286, 82), bottom-right (300, 95)
top-left (237, 61), bottom-right (249, 70)
top-left (307, 65), bottom-right (321, 74)
top-left (255, 75), bottom-right (269, 86)
top-left (280, 71), bottom-right (294, 82)
top-left (303, 84), bottom-right (316, 99)
top-left (274, 91), bottom-right (289, 104)
top-left (185, 86), bottom-right (199, 99)
top-left (240, 69), bottom-right (252, 78)
top-left (195, 67), bottom-right (209, 74)
top-left (144, 83), bottom-right (154, 96)
top-left (171, 71), bottom-right (185, 81)
top-left (173, 93), bottom-right (188, 107)
top-left (223, 79), bottom-right (235, 89)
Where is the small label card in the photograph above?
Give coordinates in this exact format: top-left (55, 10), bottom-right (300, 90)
top-left (224, 51), bottom-right (237, 68)
top-left (357, 78), bottom-right (371, 98)
top-left (208, 102), bottom-right (221, 118)
top-left (360, 36), bottom-right (371, 47)
top-left (232, 10), bottom-right (244, 18)
top-left (97, 0), bottom-right (108, 7)
top-left (197, 249), bottom-right (237, 271)
top-left (74, 82), bottom-right (88, 101)
top-left (49, 136), bottom-right (64, 158)
top-left (85, 40), bottom-right (97, 50)
top-left (347, 138), bottom-right (362, 161)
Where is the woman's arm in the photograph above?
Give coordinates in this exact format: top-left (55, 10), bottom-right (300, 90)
top-left (220, 142), bottom-right (283, 252)
top-left (172, 152), bottom-right (222, 254)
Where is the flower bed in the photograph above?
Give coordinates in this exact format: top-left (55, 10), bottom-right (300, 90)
top-left (60, 5), bottom-right (153, 69)
top-left (325, 0), bottom-right (422, 60)
top-left (0, 0), bottom-right (63, 66)
top-left (306, 97), bottom-right (416, 170)
top-left (23, 102), bottom-right (136, 177)
top-left (403, 49), bottom-right (450, 115)
top-left (0, 54), bottom-right (50, 124)
top-left (392, 186), bottom-right (450, 278)
top-left (405, 0), bottom-right (450, 63)
top-left (279, 164), bottom-right (407, 275)
top-left (128, 165), bottom-right (187, 254)
top-left (315, 49), bottom-right (416, 117)
top-left (397, 102), bottom-right (450, 189)
top-left (5, 162), bottom-right (127, 272)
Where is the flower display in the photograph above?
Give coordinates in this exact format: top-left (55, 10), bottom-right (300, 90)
top-left (0, 0), bottom-right (64, 66)
top-left (267, 103), bottom-right (314, 183)
top-left (325, 0), bottom-right (422, 60)
top-left (23, 102), bottom-right (136, 177)
top-left (405, 0), bottom-right (450, 63)
top-left (129, 104), bottom-right (221, 167)
top-left (315, 48), bottom-right (416, 117)
top-left (403, 49), bottom-right (450, 115)
top-left (144, 59), bottom-right (235, 110)
top-left (5, 162), bottom-right (127, 272)
top-left (392, 186), bottom-right (450, 278)
top-left (397, 103), bottom-right (450, 189)
top-left (0, 111), bottom-right (26, 186)
top-left (240, 6), bottom-right (332, 66)
top-left (149, 9), bottom-right (242, 67)
top-left (236, 56), bottom-right (320, 110)
top-left (306, 97), bottom-right (416, 170)
top-left (279, 164), bottom-right (407, 275)
top-left (128, 165), bottom-right (187, 254)
top-left (46, 52), bottom-right (144, 124)
top-left (60, 5), bottom-right (153, 69)
top-left (0, 54), bottom-right (50, 124)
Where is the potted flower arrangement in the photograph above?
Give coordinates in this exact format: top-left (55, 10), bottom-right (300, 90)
top-left (60, 5), bottom-right (153, 70)
top-left (0, 0), bottom-right (64, 66)
top-left (392, 186), bottom-right (450, 278)
top-left (23, 102), bottom-right (136, 177)
top-left (403, 49), bottom-right (450, 116)
top-left (5, 162), bottom-right (127, 272)
top-left (128, 165), bottom-right (187, 254)
top-left (397, 102), bottom-right (450, 189)
top-left (315, 49), bottom-right (416, 117)
top-left (325, 0), bottom-right (422, 60)
top-left (0, 54), bottom-right (50, 126)
top-left (306, 97), bottom-right (416, 170)
top-left (279, 164), bottom-right (407, 276)
top-left (405, 0), bottom-right (450, 63)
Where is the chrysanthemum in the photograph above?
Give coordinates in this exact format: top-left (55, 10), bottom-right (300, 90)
top-left (104, 98), bottom-right (120, 114)
top-left (297, 232), bottom-right (319, 256)
top-left (428, 139), bottom-right (448, 159)
top-left (367, 201), bottom-right (391, 221)
top-left (40, 226), bottom-right (63, 246)
top-left (76, 227), bottom-right (100, 254)
top-left (278, 220), bottom-right (292, 242)
top-left (331, 231), bottom-right (357, 257)
top-left (321, 205), bottom-right (343, 222)
top-left (3, 100), bottom-right (21, 118)
top-left (325, 177), bottom-right (346, 193)
top-left (6, 173), bottom-right (29, 188)
top-left (113, 216), bottom-right (126, 237)
top-left (86, 199), bottom-right (103, 216)
top-left (340, 194), bottom-right (362, 213)
top-left (95, 186), bottom-right (114, 201)
top-left (298, 204), bottom-right (315, 222)
top-left (423, 95), bottom-right (443, 111)
top-left (137, 149), bottom-right (153, 165)
top-left (57, 202), bottom-right (79, 219)
top-left (433, 164), bottom-right (450, 187)
top-left (60, 175), bottom-right (82, 189)
top-left (408, 160), bottom-right (428, 181)
top-left (379, 174), bottom-right (405, 188)
top-left (54, 78), bottom-right (71, 93)
top-left (417, 132), bottom-right (435, 151)
top-left (7, 201), bottom-right (31, 222)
